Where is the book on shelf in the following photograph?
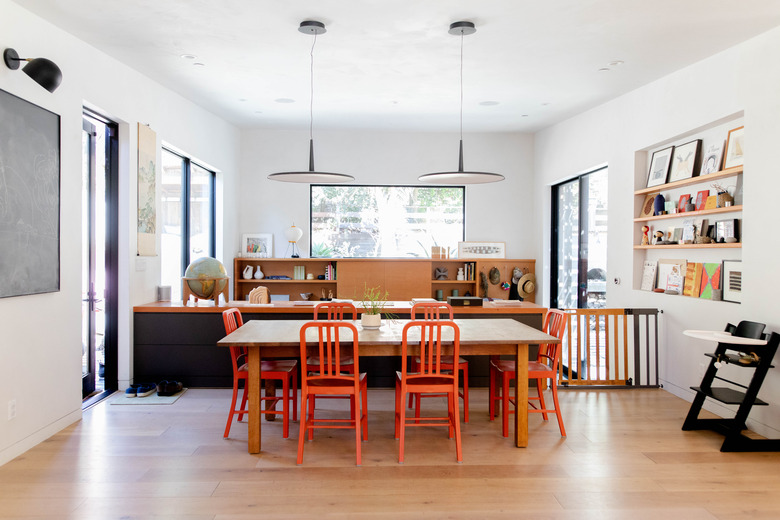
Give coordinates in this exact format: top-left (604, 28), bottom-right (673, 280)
top-left (683, 263), bottom-right (702, 297)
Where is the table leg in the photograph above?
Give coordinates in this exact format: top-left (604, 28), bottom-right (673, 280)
top-left (515, 343), bottom-right (529, 448)
top-left (248, 347), bottom-right (262, 453)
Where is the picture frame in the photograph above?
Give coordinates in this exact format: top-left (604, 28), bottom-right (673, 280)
top-left (668, 139), bottom-right (701, 182)
top-left (723, 126), bottom-right (744, 169)
top-left (695, 190), bottom-right (710, 211)
top-left (700, 142), bottom-right (724, 175)
top-left (640, 260), bottom-right (657, 291)
top-left (241, 233), bottom-right (273, 258)
top-left (722, 260), bottom-right (742, 303)
top-left (639, 192), bottom-right (658, 218)
top-left (656, 258), bottom-right (686, 294)
top-left (646, 146), bottom-right (674, 188)
top-left (715, 219), bottom-right (739, 243)
top-left (458, 241), bottom-right (505, 259)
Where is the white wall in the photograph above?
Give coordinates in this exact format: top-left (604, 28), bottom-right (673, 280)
top-left (535, 26), bottom-right (780, 437)
top-left (237, 129), bottom-right (536, 262)
top-left (0, 0), bottom-right (240, 465)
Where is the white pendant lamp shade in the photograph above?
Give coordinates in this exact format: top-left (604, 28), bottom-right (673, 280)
top-left (418, 21), bottom-right (504, 185)
top-left (268, 21), bottom-right (354, 184)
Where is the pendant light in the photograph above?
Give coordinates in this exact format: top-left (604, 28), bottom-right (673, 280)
top-left (418, 21), bottom-right (504, 184)
top-left (268, 21), bottom-right (354, 183)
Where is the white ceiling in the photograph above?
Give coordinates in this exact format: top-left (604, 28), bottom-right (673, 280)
top-left (14, 0), bottom-right (780, 132)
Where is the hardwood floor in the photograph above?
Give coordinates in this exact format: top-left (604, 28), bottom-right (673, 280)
top-left (1, 388), bottom-right (779, 519)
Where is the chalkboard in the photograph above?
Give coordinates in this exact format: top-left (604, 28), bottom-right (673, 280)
top-left (0, 88), bottom-right (60, 298)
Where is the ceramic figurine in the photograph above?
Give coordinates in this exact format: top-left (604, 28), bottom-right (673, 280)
top-left (456, 268), bottom-right (465, 281)
top-left (242, 265), bottom-right (253, 279)
top-left (641, 225), bottom-right (650, 246)
top-left (254, 266), bottom-right (264, 279)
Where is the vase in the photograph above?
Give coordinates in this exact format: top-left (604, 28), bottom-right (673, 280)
top-left (254, 266), bottom-right (264, 280)
top-left (242, 265), bottom-right (253, 280)
top-left (361, 313), bottom-right (381, 329)
top-left (456, 268), bottom-right (465, 281)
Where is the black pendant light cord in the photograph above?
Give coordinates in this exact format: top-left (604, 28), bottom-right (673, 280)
top-left (459, 30), bottom-right (464, 143)
top-left (310, 31), bottom-right (317, 143)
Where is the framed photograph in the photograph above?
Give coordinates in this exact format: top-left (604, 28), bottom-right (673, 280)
top-left (700, 142), bottom-right (724, 175)
top-left (639, 192), bottom-right (658, 218)
top-left (723, 126), bottom-right (744, 169)
top-left (695, 190), bottom-right (710, 211)
top-left (722, 260), bottom-right (742, 303)
top-left (715, 219), bottom-right (739, 243)
top-left (458, 241), bottom-right (505, 259)
top-left (668, 139), bottom-right (701, 182)
top-left (678, 194), bottom-right (691, 212)
top-left (241, 233), bottom-right (273, 258)
top-left (646, 146), bottom-right (674, 188)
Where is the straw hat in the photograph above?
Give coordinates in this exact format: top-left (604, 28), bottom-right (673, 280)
top-left (517, 273), bottom-right (537, 299)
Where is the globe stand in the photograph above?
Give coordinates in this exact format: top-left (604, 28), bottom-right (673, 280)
top-left (182, 276), bottom-right (230, 304)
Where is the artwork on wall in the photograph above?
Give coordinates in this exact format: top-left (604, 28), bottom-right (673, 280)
top-left (699, 262), bottom-right (722, 299)
top-left (0, 88), bottom-right (61, 298)
top-left (700, 142), bottom-right (724, 175)
top-left (722, 260), bottom-right (742, 304)
top-left (137, 123), bottom-right (157, 256)
top-left (723, 126), bottom-right (744, 169)
top-left (242, 233), bottom-right (273, 258)
top-left (458, 241), bottom-right (505, 259)
top-left (656, 259), bottom-right (686, 294)
top-left (646, 146), bottom-right (674, 188)
top-left (668, 139), bottom-right (701, 182)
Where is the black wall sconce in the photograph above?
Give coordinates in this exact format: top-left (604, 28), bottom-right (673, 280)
top-left (3, 48), bottom-right (62, 93)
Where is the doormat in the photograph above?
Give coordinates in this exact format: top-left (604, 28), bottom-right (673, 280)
top-left (109, 388), bottom-right (187, 405)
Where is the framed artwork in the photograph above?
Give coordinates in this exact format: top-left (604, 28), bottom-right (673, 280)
top-left (639, 192), bottom-right (657, 218)
top-left (137, 123), bottom-right (157, 256)
top-left (458, 241), bottom-right (505, 259)
top-left (646, 146), bottom-right (674, 188)
top-left (242, 233), bottom-right (273, 258)
top-left (668, 139), bottom-right (701, 182)
top-left (695, 190), bottom-right (710, 211)
top-left (723, 126), bottom-right (744, 169)
top-left (683, 263), bottom-right (702, 297)
top-left (700, 142), bottom-right (724, 175)
top-left (640, 261), bottom-right (657, 291)
top-left (722, 260), bottom-right (742, 304)
top-left (715, 219), bottom-right (739, 242)
top-left (0, 89), bottom-right (61, 298)
top-left (681, 218), bottom-right (695, 242)
top-left (656, 259), bottom-right (686, 294)
top-left (678, 194), bottom-right (691, 212)
top-left (699, 262), bottom-right (722, 299)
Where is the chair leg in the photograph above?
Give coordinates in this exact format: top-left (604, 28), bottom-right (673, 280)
top-left (461, 363), bottom-right (469, 423)
top-left (291, 370), bottom-right (298, 422)
top-left (489, 363), bottom-right (496, 421)
top-left (238, 382), bottom-right (248, 422)
top-left (281, 376), bottom-right (289, 439)
top-left (354, 390), bottom-right (362, 466)
top-left (551, 381), bottom-right (566, 437)
top-left (361, 380), bottom-right (369, 441)
top-left (398, 388), bottom-right (407, 464)
top-left (296, 392), bottom-right (308, 465)
top-left (224, 379), bottom-right (242, 438)
top-left (536, 378), bottom-right (549, 421)
top-left (452, 388), bottom-right (462, 463)
top-left (394, 378), bottom-right (401, 439)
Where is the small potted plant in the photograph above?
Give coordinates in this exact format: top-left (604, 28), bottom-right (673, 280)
top-left (359, 284), bottom-right (392, 329)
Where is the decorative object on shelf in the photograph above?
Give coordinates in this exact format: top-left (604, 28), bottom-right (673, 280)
top-left (431, 246), bottom-right (447, 259)
top-left (699, 262), bottom-right (722, 299)
top-left (641, 225), bottom-right (650, 246)
top-left (681, 218), bottom-right (695, 243)
top-left (664, 201), bottom-right (676, 214)
top-left (647, 145), bottom-right (674, 188)
top-left (715, 218), bottom-right (739, 243)
top-left (640, 192), bottom-right (657, 218)
top-left (299, 292), bottom-right (313, 301)
top-left (435, 289), bottom-right (444, 301)
top-left (253, 265), bottom-right (264, 279)
top-left (182, 257), bottom-right (229, 303)
top-left (501, 282), bottom-right (510, 290)
top-left (678, 194), bottom-right (691, 212)
top-left (712, 183), bottom-right (734, 208)
top-left (267, 21), bottom-right (354, 183)
top-left (242, 265), bottom-right (254, 279)
top-left (458, 241), bottom-right (505, 258)
top-left (704, 195), bottom-right (717, 210)
top-left (456, 267), bottom-right (465, 281)
top-left (722, 259), bottom-right (742, 303)
top-left (451, 289), bottom-right (459, 297)
top-left (307, 273), bottom-right (314, 280)
top-left (653, 193), bottom-right (665, 215)
top-left (488, 267), bottom-right (500, 285)
top-left (0, 88), bottom-right (61, 298)
top-left (434, 267), bottom-right (449, 280)
top-left (694, 190), bottom-right (709, 211)
top-left (686, 202), bottom-right (696, 212)
top-left (479, 271), bottom-right (488, 297)
top-left (137, 123), bottom-right (157, 256)
top-left (654, 230), bottom-right (665, 244)
top-left (248, 286), bottom-right (269, 304)
top-left (700, 142), bottom-right (724, 175)
top-left (284, 224), bottom-right (304, 258)
top-left (723, 126), bottom-right (744, 169)
top-left (242, 233), bottom-right (273, 258)
top-left (418, 21), bottom-right (504, 185)
top-left (668, 139), bottom-right (701, 182)
top-left (3, 48), bottom-right (62, 92)
top-left (640, 261), bottom-right (657, 291)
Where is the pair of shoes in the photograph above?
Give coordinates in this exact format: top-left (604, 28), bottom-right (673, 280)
top-left (157, 380), bottom-right (183, 396)
top-left (124, 383), bottom-right (156, 398)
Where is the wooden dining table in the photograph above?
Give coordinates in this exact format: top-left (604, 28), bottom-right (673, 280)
top-left (217, 318), bottom-right (559, 454)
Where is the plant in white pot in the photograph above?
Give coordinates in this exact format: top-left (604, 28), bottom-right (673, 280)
top-left (359, 284), bottom-right (393, 329)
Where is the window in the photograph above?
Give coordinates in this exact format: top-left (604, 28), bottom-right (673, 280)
top-left (161, 148), bottom-right (216, 300)
top-left (551, 167), bottom-right (608, 309)
top-left (311, 185), bottom-right (465, 258)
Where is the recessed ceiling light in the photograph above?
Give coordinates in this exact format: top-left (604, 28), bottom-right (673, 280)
top-left (239, 98), bottom-right (247, 102)
top-left (275, 98), bottom-right (295, 104)
top-left (479, 101), bottom-right (499, 106)
top-left (598, 67), bottom-right (611, 72)
top-left (609, 60), bottom-right (624, 67)
top-left (255, 110), bottom-right (263, 114)
top-left (541, 102), bottom-right (551, 106)
top-left (180, 54), bottom-right (197, 60)
top-left (521, 114), bottom-right (529, 117)
top-left (193, 62), bottom-right (205, 67)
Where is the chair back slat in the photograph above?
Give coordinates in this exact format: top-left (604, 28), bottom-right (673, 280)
top-left (538, 309), bottom-right (567, 371)
top-left (222, 308), bottom-right (246, 371)
top-left (300, 321), bottom-right (359, 382)
top-left (314, 302), bottom-right (357, 321)
top-left (402, 320), bottom-right (459, 378)
top-left (411, 302), bottom-right (453, 320)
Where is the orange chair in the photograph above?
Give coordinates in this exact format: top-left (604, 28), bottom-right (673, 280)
top-left (489, 309), bottom-right (567, 437)
top-left (297, 321), bottom-right (368, 466)
top-left (222, 308), bottom-right (298, 439)
top-left (395, 320), bottom-right (462, 463)
top-left (407, 302), bottom-right (469, 422)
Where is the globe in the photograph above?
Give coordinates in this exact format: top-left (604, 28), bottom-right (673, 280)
top-left (184, 257), bottom-right (228, 300)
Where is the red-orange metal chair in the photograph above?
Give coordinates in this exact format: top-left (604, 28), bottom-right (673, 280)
top-left (297, 321), bottom-right (368, 466)
top-left (407, 302), bottom-right (469, 422)
top-left (222, 308), bottom-right (298, 439)
top-left (489, 309), bottom-right (567, 437)
top-left (395, 320), bottom-right (462, 463)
